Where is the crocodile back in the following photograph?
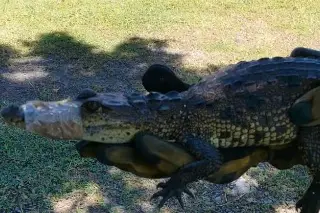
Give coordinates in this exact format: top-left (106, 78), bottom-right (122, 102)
top-left (181, 57), bottom-right (320, 148)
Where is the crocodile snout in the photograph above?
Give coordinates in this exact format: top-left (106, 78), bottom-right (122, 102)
top-left (1, 105), bottom-right (25, 126)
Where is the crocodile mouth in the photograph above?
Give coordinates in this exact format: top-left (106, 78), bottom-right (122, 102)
top-left (1, 100), bottom-right (85, 140)
top-left (1, 98), bottom-right (141, 144)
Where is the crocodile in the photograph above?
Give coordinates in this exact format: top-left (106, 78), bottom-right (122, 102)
top-left (2, 47), bottom-right (320, 212)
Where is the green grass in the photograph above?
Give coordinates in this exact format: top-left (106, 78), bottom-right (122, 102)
top-left (0, 0), bottom-right (319, 212)
top-left (1, 0), bottom-right (320, 65)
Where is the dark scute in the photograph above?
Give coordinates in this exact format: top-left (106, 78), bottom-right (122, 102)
top-left (254, 132), bottom-right (264, 142)
top-left (267, 78), bottom-right (277, 85)
top-left (288, 101), bottom-right (313, 125)
top-left (142, 64), bottom-right (190, 93)
top-left (190, 98), bottom-right (206, 106)
top-left (146, 92), bottom-right (164, 101)
top-left (131, 99), bottom-right (146, 105)
top-left (220, 131), bottom-right (231, 139)
top-left (272, 96), bottom-right (283, 102)
top-left (130, 92), bottom-right (143, 97)
top-left (245, 94), bottom-right (266, 111)
top-left (165, 90), bottom-right (179, 96)
top-left (235, 108), bottom-right (245, 116)
top-left (290, 47), bottom-right (320, 59)
top-left (288, 75), bottom-right (302, 87)
top-left (234, 61), bottom-right (250, 70)
top-left (276, 75), bottom-right (302, 87)
top-left (272, 56), bottom-right (284, 61)
top-left (165, 91), bottom-right (182, 101)
top-left (220, 106), bottom-right (232, 119)
top-left (276, 126), bottom-right (288, 135)
top-left (205, 102), bottom-right (215, 107)
top-left (76, 88), bottom-right (97, 100)
top-left (224, 83), bottom-right (232, 90)
top-left (128, 93), bottom-right (145, 101)
top-left (232, 80), bottom-right (243, 88)
top-left (244, 81), bottom-right (256, 87)
top-left (257, 57), bottom-right (270, 62)
top-left (128, 94), bottom-right (147, 107)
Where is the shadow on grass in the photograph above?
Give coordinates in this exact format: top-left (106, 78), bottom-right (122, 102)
top-left (0, 44), bottom-right (20, 67)
top-left (1, 32), bottom-right (217, 104)
top-left (0, 32), bottom-right (213, 212)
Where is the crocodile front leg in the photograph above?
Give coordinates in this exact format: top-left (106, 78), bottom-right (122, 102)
top-left (296, 126), bottom-right (320, 213)
top-left (296, 174), bottom-right (320, 213)
top-left (150, 135), bottom-right (223, 209)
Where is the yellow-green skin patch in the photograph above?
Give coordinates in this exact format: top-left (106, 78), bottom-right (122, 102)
top-left (206, 108), bottom-right (296, 147)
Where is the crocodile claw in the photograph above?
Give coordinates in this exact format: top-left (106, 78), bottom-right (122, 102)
top-left (151, 181), bottom-right (195, 209)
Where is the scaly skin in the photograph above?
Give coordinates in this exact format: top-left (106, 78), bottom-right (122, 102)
top-left (2, 48), bottom-right (320, 210)
top-left (3, 57), bottom-right (320, 148)
top-left (140, 47), bottom-right (320, 212)
top-left (59, 57), bottom-right (320, 149)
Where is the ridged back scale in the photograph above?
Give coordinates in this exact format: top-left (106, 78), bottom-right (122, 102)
top-left (180, 57), bottom-right (320, 147)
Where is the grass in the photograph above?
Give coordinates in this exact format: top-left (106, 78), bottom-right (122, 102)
top-left (0, 0), bottom-right (319, 212)
top-left (1, 0), bottom-right (320, 65)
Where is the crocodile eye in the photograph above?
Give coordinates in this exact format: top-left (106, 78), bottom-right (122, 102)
top-left (83, 101), bottom-right (101, 112)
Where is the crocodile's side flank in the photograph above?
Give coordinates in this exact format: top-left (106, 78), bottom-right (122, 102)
top-left (178, 57), bottom-right (320, 148)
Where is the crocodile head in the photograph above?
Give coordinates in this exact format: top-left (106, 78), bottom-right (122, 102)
top-left (1, 89), bottom-right (148, 143)
top-left (1, 89), bottom-right (182, 143)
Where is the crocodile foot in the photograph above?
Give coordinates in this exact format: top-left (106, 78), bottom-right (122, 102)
top-left (151, 179), bottom-right (195, 209)
top-left (296, 182), bottom-right (320, 213)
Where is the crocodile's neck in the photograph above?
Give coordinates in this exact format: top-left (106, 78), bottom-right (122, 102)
top-left (127, 91), bottom-right (189, 141)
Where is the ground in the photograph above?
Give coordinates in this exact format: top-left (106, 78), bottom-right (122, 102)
top-left (0, 0), bottom-right (320, 212)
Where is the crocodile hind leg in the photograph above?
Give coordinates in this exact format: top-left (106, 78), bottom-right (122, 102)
top-left (150, 135), bottom-right (223, 209)
top-left (296, 126), bottom-right (320, 213)
top-left (290, 47), bottom-right (320, 59)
